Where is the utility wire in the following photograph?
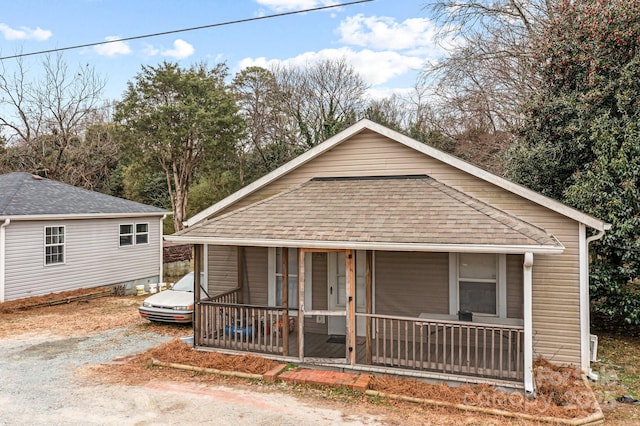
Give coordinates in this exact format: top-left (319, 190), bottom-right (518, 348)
top-left (0, 0), bottom-right (373, 61)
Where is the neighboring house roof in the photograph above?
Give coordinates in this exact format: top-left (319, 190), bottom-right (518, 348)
top-left (171, 175), bottom-right (564, 254)
top-left (186, 119), bottom-right (610, 232)
top-left (0, 172), bottom-right (167, 218)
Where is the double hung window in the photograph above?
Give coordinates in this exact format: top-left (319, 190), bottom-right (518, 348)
top-left (44, 226), bottom-right (65, 265)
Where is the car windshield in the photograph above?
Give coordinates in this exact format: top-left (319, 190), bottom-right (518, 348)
top-left (170, 273), bottom-right (208, 296)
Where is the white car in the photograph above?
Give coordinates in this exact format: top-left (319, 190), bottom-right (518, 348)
top-left (138, 272), bottom-right (208, 324)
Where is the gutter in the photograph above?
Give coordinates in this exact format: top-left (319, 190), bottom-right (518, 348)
top-left (0, 218), bottom-right (10, 302)
top-left (163, 235), bottom-right (566, 255)
top-left (3, 212), bottom-right (168, 221)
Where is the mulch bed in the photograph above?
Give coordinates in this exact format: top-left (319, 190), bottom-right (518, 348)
top-left (127, 339), bottom-right (598, 420)
top-left (0, 287), bottom-right (112, 313)
top-left (145, 339), bottom-right (280, 375)
top-left (370, 358), bottom-right (599, 420)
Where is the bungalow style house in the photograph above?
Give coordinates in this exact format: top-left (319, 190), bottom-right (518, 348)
top-left (0, 172), bottom-right (167, 301)
top-left (165, 119), bottom-right (609, 394)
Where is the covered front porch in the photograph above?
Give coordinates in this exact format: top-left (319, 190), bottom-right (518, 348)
top-left (191, 245), bottom-right (533, 388)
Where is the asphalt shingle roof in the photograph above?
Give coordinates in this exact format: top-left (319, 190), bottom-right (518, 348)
top-left (177, 175), bottom-right (560, 248)
top-left (0, 172), bottom-right (166, 216)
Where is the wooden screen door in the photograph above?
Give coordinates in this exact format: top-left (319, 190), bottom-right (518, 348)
top-left (328, 251), bottom-right (367, 336)
top-left (299, 248), bottom-right (354, 362)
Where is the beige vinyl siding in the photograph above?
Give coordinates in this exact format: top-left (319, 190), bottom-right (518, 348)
top-left (507, 254), bottom-right (524, 319)
top-left (211, 129), bottom-right (584, 365)
top-left (4, 218), bottom-right (161, 301)
top-left (375, 251), bottom-right (449, 317)
top-left (244, 246), bottom-right (268, 305)
top-left (206, 245), bottom-right (237, 296)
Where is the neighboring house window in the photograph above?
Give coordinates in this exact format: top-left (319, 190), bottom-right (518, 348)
top-left (268, 248), bottom-right (312, 315)
top-left (44, 226), bottom-right (65, 265)
top-left (135, 223), bottom-right (149, 244)
top-left (449, 253), bottom-right (507, 317)
top-left (119, 224), bottom-right (134, 246)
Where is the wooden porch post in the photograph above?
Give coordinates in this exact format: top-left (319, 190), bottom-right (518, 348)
top-left (365, 250), bottom-right (373, 364)
top-left (298, 249), bottom-right (305, 361)
top-left (282, 247), bottom-right (289, 356)
top-left (347, 249), bottom-right (356, 365)
top-left (193, 244), bottom-right (202, 346)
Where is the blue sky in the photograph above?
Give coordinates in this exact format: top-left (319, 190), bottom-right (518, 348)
top-left (0, 0), bottom-right (446, 101)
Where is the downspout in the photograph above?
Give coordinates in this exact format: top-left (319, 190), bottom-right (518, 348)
top-left (582, 226), bottom-right (607, 381)
top-left (0, 219), bottom-right (10, 303)
top-left (523, 252), bottom-right (534, 396)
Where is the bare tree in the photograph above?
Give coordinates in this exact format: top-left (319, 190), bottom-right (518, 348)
top-left (273, 57), bottom-right (369, 148)
top-left (424, 0), bottom-right (553, 133)
top-left (0, 53), bottom-right (111, 185)
top-left (232, 66), bottom-right (297, 184)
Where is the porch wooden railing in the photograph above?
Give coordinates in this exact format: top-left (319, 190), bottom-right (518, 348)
top-left (207, 287), bottom-right (241, 304)
top-left (359, 313), bottom-right (524, 381)
top-left (196, 300), bottom-right (295, 356)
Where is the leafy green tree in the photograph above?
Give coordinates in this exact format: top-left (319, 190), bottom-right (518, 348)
top-left (507, 0), bottom-right (640, 325)
top-left (115, 62), bottom-right (243, 231)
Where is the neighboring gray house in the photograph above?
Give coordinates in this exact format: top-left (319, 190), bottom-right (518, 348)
top-left (0, 172), bottom-right (167, 302)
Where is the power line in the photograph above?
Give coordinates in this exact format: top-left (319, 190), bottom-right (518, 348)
top-left (0, 0), bottom-right (374, 61)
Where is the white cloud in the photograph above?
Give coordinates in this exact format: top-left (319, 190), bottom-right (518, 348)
top-left (161, 39), bottom-right (194, 59)
top-left (0, 23), bottom-right (52, 41)
top-left (255, 0), bottom-right (338, 12)
top-left (142, 44), bottom-right (160, 57)
top-left (337, 14), bottom-right (441, 56)
top-left (94, 36), bottom-right (131, 56)
top-left (238, 47), bottom-right (424, 87)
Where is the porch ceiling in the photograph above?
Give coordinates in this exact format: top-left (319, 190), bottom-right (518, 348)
top-left (169, 176), bottom-right (564, 253)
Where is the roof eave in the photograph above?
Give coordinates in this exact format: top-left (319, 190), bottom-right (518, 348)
top-left (1, 212), bottom-right (169, 221)
top-left (164, 235), bottom-right (565, 255)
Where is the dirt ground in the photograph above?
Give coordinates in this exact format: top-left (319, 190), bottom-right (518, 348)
top-left (0, 289), bottom-right (630, 425)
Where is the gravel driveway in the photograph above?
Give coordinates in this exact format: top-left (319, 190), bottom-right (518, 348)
top-left (0, 302), bottom-right (385, 426)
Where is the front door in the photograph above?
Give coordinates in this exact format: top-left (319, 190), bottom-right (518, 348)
top-left (328, 251), bottom-right (367, 336)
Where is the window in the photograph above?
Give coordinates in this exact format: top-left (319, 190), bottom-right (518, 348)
top-left (44, 226), bottom-right (65, 265)
top-left (268, 247), bottom-right (312, 314)
top-left (458, 253), bottom-right (497, 315)
top-left (120, 223), bottom-right (148, 246)
top-left (449, 253), bottom-right (506, 317)
top-left (135, 223), bottom-right (149, 244)
top-left (119, 224), bottom-right (133, 246)
top-left (275, 247), bottom-right (298, 307)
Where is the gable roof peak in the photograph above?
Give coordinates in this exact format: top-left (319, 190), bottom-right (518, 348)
top-left (186, 119), bottom-right (609, 231)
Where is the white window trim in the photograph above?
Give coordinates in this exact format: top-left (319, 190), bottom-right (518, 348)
top-left (449, 253), bottom-right (506, 318)
top-left (120, 222), bottom-right (150, 247)
top-left (268, 247), bottom-right (312, 316)
top-left (135, 222), bottom-right (150, 245)
top-left (44, 225), bottom-right (66, 266)
top-left (119, 223), bottom-right (134, 247)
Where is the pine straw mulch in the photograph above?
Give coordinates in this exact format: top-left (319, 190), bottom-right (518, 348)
top-left (146, 338), bottom-right (280, 374)
top-left (0, 286), bottom-right (112, 314)
top-left (371, 358), bottom-right (599, 420)
top-left (98, 337), bottom-right (599, 422)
